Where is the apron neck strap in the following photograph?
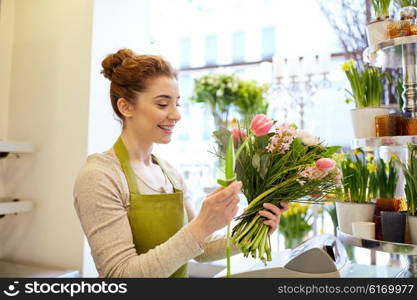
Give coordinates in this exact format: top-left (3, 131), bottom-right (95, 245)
top-left (113, 136), bottom-right (140, 195)
top-left (152, 155), bottom-right (180, 191)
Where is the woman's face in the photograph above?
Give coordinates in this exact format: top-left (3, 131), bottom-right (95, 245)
top-left (128, 76), bottom-right (181, 144)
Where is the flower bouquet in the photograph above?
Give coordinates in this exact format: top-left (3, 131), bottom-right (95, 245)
top-left (213, 114), bottom-right (341, 272)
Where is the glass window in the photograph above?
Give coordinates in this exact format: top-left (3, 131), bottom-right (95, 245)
top-left (261, 27), bottom-right (275, 59)
top-left (205, 35), bottom-right (218, 65)
top-left (232, 31), bottom-right (245, 62)
top-left (180, 38), bottom-right (191, 68)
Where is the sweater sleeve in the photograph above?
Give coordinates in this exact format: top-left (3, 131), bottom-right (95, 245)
top-left (73, 158), bottom-right (204, 278)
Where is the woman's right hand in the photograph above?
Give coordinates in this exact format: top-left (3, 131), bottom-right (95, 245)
top-left (188, 181), bottom-right (242, 244)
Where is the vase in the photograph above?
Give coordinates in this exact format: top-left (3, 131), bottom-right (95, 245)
top-left (350, 107), bottom-right (390, 138)
top-left (407, 214), bottom-right (417, 245)
top-left (381, 211), bottom-right (407, 243)
top-left (375, 198), bottom-right (401, 240)
top-left (367, 19), bottom-right (392, 50)
top-left (375, 114), bottom-right (402, 137)
top-left (336, 202), bottom-right (376, 234)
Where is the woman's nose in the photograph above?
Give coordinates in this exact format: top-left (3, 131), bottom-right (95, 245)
top-left (169, 105), bottom-right (181, 121)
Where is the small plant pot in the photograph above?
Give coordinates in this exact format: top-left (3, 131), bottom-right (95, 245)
top-left (387, 20), bottom-right (411, 39)
top-left (381, 211), bottom-right (406, 243)
top-left (407, 214), bottom-right (417, 245)
top-left (350, 107), bottom-right (389, 138)
top-left (375, 198), bottom-right (401, 240)
top-left (367, 19), bottom-right (392, 50)
top-left (375, 114), bottom-right (402, 137)
top-left (402, 117), bottom-right (417, 135)
top-left (336, 202), bottom-right (376, 235)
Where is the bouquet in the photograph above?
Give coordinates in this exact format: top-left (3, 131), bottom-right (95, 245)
top-left (214, 114), bottom-right (342, 271)
top-left (279, 203), bottom-right (312, 249)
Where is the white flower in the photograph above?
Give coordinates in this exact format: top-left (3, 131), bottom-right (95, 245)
top-left (298, 130), bottom-right (319, 146)
top-left (216, 89), bottom-right (224, 97)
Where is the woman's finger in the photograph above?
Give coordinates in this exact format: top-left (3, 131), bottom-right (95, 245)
top-left (263, 203), bottom-right (282, 216)
top-left (212, 181), bottom-right (242, 202)
top-left (225, 194), bottom-right (240, 209)
top-left (280, 202), bottom-right (290, 211)
top-left (263, 219), bottom-right (277, 235)
top-left (259, 210), bottom-right (277, 222)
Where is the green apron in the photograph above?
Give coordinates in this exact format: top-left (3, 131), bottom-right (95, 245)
top-left (113, 137), bottom-right (188, 278)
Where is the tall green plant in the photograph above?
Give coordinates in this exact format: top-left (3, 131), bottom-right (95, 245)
top-left (372, 0), bottom-right (392, 19)
top-left (400, 144), bottom-right (417, 216)
top-left (394, 0), bottom-right (417, 8)
top-left (338, 149), bottom-right (376, 203)
top-left (371, 158), bottom-right (399, 198)
top-left (341, 59), bottom-right (387, 108)
top-left (235, 80), bottom-right (269, 125)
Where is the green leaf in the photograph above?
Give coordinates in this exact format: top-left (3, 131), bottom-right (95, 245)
top-left (225, 135), bottom-right (235, 180)
top-left (217, 176), bottom-right (237, 187)
top-left (252, 153), bottom-right (261, 171)
top-left (322, 146), bottom-right (341, 157)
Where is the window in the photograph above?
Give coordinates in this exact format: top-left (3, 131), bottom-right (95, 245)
top-left (232, 31), bottom-right (245, 62)
top-left (205, 35), bottom-right (218, 65)
top-left (180, 38), bottom-right (191, 68)
top-left (261, 26), bottom-right (275, 59)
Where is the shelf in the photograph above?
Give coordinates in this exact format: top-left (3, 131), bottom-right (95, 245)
top-left (364, 35), bottom-right (417, 68)
top-left (0, 141), bottom-right (35, 158)
top-left (0, 198), bottom-right (34, 216)
top-left (0, 260), bottom-right (80, 278)
top-left (352, 135), bottom-right (417, 149)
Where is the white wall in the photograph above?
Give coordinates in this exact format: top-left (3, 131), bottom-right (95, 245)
top-left (0, 0), bottom-right (93, 272)
top-left (81, 0), bottom-right (152, 277)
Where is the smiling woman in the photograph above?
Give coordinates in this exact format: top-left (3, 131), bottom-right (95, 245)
top-left (73, 48), bottom-right (284, 278)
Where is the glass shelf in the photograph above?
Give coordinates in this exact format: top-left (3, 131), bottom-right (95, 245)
top-left (337, 228), bottom-right (417, 277)
top-left (352, 135), bottom-right (417, 149)
top-left (364, 35), bottom-right (417, 69)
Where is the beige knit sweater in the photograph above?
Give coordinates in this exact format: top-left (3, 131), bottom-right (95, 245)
top-left (73, 149), bottom-right (240, 278)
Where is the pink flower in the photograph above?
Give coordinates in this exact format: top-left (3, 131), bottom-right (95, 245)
top-left (315, 158), bottom-right (336, 172)
top-left (250, 114), bottom-right (274, 136)
top-left (231, 128), bottom-right (247, 142)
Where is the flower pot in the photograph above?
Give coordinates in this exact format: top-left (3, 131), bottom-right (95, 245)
top-left (367, 19), bottom-right (392, 50)
top-left (407, 214), bottom-right (417, 245)
top-left (387, 20), bottom-right (411, 39)
top-left (375, 198), bottom-right (401, 240)
top-left (336, 202), bottom-right (376, 235)
top-left (381, 211), bottom-right (406, 243)
top-left (375, 114), bottom-right (402, 137)
top-left (350, 107), bottom-right (390, 138)
top-left (403, 117), bottom-right (417, 135)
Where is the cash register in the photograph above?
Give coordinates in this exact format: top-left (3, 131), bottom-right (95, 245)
top-left (214, 234), bottom-right (351, 277)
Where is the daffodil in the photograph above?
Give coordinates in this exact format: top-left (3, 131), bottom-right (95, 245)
top-left (341, 59), bottom-right (357, 72)
top-left (366, 154), bottom-right (374, 162)
top-left (349, 163), bottom-right (356, 169)
top-left (367, 163), bottom-right (377, 173)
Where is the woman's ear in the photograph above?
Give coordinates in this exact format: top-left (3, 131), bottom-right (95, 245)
top-left (117, 98), bottom-right (135, 118)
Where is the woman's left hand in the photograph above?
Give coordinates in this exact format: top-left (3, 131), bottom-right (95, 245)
top-left (258, 202), bottom-right (289, 235)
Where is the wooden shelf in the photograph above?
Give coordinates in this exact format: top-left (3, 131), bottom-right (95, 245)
top-left (0, 141), bottom-right (35, 158)
top-left (0, 198), bottom-right (34, 216)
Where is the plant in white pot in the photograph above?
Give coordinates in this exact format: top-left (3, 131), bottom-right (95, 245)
top-left (334, 150), bottom-right (377, 235)
top-left (342, 59), bottom-right (390, 138)
top-left (367, 0), bottom-right (392, 50)
top-left (400, 143), bottom-right (417, 245)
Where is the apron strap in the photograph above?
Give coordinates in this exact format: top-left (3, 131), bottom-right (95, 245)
top-left (113, 136), bottom-right (140, 195)
top-left (152, 155), bottom-right (181, 192)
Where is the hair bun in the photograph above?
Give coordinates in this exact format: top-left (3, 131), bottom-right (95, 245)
top-left (101, 48), bottom-right (136, 81)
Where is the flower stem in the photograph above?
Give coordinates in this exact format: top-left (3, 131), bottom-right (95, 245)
top-left (226, 223), bottom-right (231, 278)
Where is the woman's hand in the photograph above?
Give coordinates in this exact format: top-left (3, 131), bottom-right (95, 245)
top-left (258, 202), bottom-right (289, 235)
top-left (188, 181), bottom-right (242, 244)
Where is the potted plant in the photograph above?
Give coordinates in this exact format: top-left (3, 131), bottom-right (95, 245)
top-left (234, 80), bottom-right (269, 126)
top-left (190, 73), bottom-right (240, 129)
top-left (370, 157), bottom-right (403, 241)
top-left (335, 150), bottom-right (377, 234)
top-left (342, 59), bottom-right (390, 138)
top-left (400, 143), bottom-right (417, 244)
top-left (279, 203), bottom-right (312, 249)
top-left (367, 0), bottom-right (392, 50)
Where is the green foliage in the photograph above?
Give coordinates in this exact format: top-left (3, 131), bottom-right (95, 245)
top-left (399, 144), bottom-right (417, 215)
top-left (190, 73), bottom-right (269, 128)
top-left (372, 0), bottom-right (391, 18)
top-left (394, 0), bottom-right (417, 7)
top-left (341, 59), bottom-right (387, 108)
top-left (371, 158), bottom-right (399, 199)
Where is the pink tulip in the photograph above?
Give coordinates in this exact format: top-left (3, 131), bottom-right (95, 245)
top-left (250, 114), bottom-right (274, 136)
top-left (231, 128), bottom-right (247, 141)
top-left (315, 158), bottom-right (336, 172)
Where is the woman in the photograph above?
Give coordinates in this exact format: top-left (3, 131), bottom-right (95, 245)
top-left (73, 48), bottom-right (288, 278)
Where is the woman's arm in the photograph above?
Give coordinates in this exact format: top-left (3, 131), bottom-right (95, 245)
top-left (74, 160), bottom-right (204, 278)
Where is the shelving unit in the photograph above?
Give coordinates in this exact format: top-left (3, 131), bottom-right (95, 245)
top-left (0, 140), bottom-right (35, 158)
top-left (0, 197), bottom-right (34, 217)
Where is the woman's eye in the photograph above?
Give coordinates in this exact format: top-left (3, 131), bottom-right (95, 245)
top-left (158, 104), bottom-right (168, 107)
top-left (176, 103), bottom-right (181, 107)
